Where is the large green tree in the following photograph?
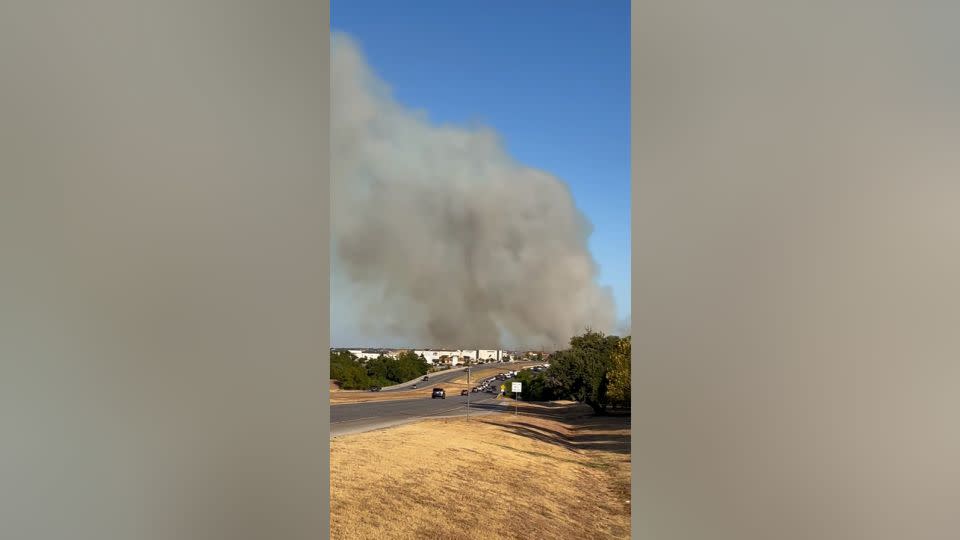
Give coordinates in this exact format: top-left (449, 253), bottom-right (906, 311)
top-left (353, 351), bottom-right (430, 387)
top-left (606, 336), bottom-right (631, 408)
top-left (330, 350), bottom-right (372, 389)
top-left (546, 330), bottom-right (624, 414)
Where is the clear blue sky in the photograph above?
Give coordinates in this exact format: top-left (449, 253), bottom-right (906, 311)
top-left (332, 0), bottom-right (631, 321)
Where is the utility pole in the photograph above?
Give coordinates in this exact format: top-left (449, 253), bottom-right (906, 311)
top-left (466, 363), bottom-right (470, 416)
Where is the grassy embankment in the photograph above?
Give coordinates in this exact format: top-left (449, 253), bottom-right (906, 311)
top-left (330, 401), bottom-right (631, 540)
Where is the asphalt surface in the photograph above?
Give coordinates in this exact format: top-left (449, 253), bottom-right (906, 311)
top-left (382, 361), bottom-right (538, 392)
top-left (331, 377), bottom-right (524, 437)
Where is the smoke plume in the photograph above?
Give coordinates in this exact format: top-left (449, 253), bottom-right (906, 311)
top-left (331, 32), bottom-right (617, 351)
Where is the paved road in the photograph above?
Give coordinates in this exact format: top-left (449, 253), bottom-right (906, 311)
top-left (331, 375), bottom-right (526, 437)
top-left (331, 391), bottom-right (506, 437)
top-left (382, 360), bottom-right (538, 392)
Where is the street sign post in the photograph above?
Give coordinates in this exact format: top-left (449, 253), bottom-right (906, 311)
top-left (512, 382), bottom-right (521, 415)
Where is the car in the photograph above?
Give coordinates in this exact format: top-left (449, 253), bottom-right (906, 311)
top-left (369, 386), bottom-right (382, 392)
top-left (471, 387), bottom-right (479, 393)
top-left (422, 376), bottom-right (429, 381)
top-left (412, 384), bottom-right (417, 389)
top-left (432, 388), bottom-right (445, 399)
top-left (461, 389), bottom-right (469, 396)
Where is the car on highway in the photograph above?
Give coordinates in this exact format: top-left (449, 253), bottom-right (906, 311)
top-left (369, 386), bottom-right (382, 392)
top-left (422, 376), bottom-right (429, 381)
top-left (461, 389), bottom-right (469, 396)
top-left (432, 388), bottom-right (446, 399)
top-left (412, 384), bottom-right (417, 389)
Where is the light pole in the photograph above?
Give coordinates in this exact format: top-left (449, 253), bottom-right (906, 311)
top-left (465, 362), bottom-right (471, 415)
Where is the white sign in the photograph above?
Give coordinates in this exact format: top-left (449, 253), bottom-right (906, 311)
top-left (511, 382), bottom-right (522, 393)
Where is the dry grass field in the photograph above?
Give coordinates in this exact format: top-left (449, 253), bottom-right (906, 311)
top-left (330, 402), bottom-right (631, 540)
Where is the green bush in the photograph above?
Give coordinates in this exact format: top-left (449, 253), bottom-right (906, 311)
top-left (330, 350), bottom-right (430, 390)
top-left (510, 369), bottom-right (558, 402)
top-left (543, 330), bottom-right (628, 414)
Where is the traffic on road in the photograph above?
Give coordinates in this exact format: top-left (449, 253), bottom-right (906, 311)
top-left (331, 364), bottom-right (550, 437)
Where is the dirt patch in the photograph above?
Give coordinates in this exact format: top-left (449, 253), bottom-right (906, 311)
top-left (330, 402), bottom-right (631, 540)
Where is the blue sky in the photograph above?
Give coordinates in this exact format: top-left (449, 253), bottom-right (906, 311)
top-left (332, 0), bottom-right (631, 322)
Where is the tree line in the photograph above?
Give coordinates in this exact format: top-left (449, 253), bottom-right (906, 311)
top-left (330, 350), bottom-right (430, 390)
top-left (513, 330), bottom-right (631, 414)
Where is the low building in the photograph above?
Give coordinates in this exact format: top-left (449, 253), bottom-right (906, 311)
top-left (415, 349), bottom-right (459, 365)
top-left (478, 349), bottom-right (498, 362)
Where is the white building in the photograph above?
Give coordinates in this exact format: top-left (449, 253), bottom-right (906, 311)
top-left (344, 349), bottom-right (396, 361)
top-left (477, 349), bottom-right (502, 362)
top-left (414, 349), bottom-right (459, 365)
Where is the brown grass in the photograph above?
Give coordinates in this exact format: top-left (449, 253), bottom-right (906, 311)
top-left (330, 402), bottom-right (631, 540)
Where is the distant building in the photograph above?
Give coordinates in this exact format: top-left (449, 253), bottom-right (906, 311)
top-left (336, 346), bottom-right (517, 365)
top-left (414, 349), bottom-right (459, 365)
top-left (350, 348), bottom-right (395, 361)
top-left (477, 349), bottom-right (502, 362)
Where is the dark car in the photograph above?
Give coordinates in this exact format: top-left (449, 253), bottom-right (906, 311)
top-left (461, 389), bottom-right (469, 396)
top-left (471, 387), bottom-right (479, 393)
top-left (369, 386), bottom-right (382, 392)
top-left (422, 376), bottom-right (429, 381)
top-left (432, 388), bottom-right (445, 399)
top-left (412, 383), bottom-right (417, 389)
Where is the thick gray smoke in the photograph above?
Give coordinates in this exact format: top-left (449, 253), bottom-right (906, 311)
top-left (331, 32), bottom-right (617, 351)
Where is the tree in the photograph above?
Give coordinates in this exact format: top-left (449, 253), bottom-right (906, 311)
top-left (363, 355), bottom-right (392, 386)
top-left (390, 350), bottom-right (429, 382)
top-left (513, 369), bottom-right (557, 402)
top-left (545, 330), bottom-right (621, 414)
top-left (606, 336), bottom-right (631, 408)
top-left (330, 350), bottom-right (373, 390)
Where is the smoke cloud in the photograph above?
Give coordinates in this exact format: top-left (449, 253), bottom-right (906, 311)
top-left (331, 32), bottom-right (617, 351)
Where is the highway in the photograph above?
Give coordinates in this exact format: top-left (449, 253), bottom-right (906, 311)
top-left (381, 360), bottom-right (539, 391)
top-left (331, 376), bottom-right (524, 437)
top-left (331, 392), bottom-right (501, 437)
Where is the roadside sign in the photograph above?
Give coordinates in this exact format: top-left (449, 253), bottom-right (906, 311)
top-left (512, 382), bottom-right (521, 393)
